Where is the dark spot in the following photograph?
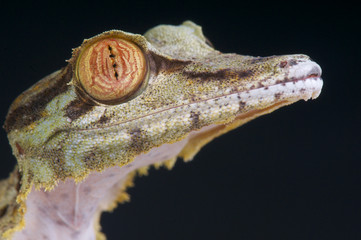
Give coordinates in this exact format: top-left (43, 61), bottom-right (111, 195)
top-left (108, 46), bottom-right (112, 51)
top-left (84, 152), bottom-right (95, 162)
top-left (130, 127), bottom-right (142, 139)
top-left (97, 113), bottom-right (110, 125)
top-left (65, 99), bottom-right (94, 121)
top-left (112, 63), bottom-right (117, 68)
top-left (15, 142), bottom-right (24, 156)
top-left (4, 66), bottom-right (71, 133)
top-left (289, 59), bottom-right (298, 66)
top-left (246, 57), bottom-right (265, 65)
top-left (56, 220), bottom-right (67, 227)
top-left (0, 205), bottom-right (8, 218)
top-left (300, 88), bottom-right (306, 93)
top-left (83, 152), bottom-right (99, 169)
top-left (257, 82), bottom-right (264, 88)
top-left (183, 69), bottom-right (253, 81)
top-left (109, 54), bottom-right (115, 58)
top-left (238, 101), bottom-right (246, 112)
top-left (237, 70), bottom-right (253, 78)
top-left (129, 127), bottom-right (147, 153)
top-left (205, 37), bottom-right (214, 48)
top-left (115, 72), bottom-right (119, 79)
top-left (274, 93), bottom-right (282, 100)
top-left (150, 54), bottom-right (191, 75)
top-left (14, 170), bottom-right (21, 192)
top-left (190, 111), bottom-right (201, 129)
top-left (280, 61), bottom-right (288, 68)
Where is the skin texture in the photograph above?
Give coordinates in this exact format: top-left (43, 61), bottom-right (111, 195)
top-left (0, 21), bottom-right (323, 239)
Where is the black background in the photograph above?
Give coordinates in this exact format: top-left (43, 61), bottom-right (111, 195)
top-left (0, 1), bottom-right (360, 240)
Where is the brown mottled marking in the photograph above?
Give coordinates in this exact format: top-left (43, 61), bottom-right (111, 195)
top-left (64, 99), bottom-right (93, 121)
top-left (150, 53), bottom-right (191, 75)
top-left (130, 128), bottom-right (142, 142)
top-left (288, 59), bottom-right (298, 66)
top-left (97, 112), bottom-right (110, 125)
top-left (56, 220), bottom-right (67, 227)
top-left (190, 111), bottom-right (201, 129)
top-left (129, 127), bottom-right (148, 153)
top-left (15, 142), bottom-right (24, 156)
top-left (0, 206), bottom-right (8, 218)
top-left (257, 82), bottom-right (264, 88)
top-left (183, 69), bottom-right (253, 81)
top-left (238, 101), bottom-right (246, 112)
top-left (4, 67), bottom-right (71, 133)
top-left (274, 93), bottom-right (282, 100)
top-left (83, 152), bottom-right (100, 170)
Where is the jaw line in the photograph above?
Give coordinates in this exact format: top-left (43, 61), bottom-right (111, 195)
top-left (70, 75), bottom-right (322, 133)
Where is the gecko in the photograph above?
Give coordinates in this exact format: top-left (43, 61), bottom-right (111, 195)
top-left (0, 21), bottom-right (323, 240)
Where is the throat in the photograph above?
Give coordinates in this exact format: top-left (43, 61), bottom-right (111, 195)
top-left (11, 139), bottom-right (190, 240)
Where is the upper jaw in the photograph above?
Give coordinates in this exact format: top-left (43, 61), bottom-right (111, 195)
top-left (288, 59), bottom-right (322, 81)
top-left (286, 58), bottom-right (323, 100)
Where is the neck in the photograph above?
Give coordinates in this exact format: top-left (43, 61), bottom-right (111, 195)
top-left (12, 138), bottom-right (190, 240)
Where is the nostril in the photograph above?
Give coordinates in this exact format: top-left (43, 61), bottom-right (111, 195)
top-left (308, 65), bottom-right (322, 78)
top-left (280, 61), bottom-right (288, 68)
top-left (279, 59), bottom-right (298, 69)
top-left (287, 61), bottom-right (322, 80)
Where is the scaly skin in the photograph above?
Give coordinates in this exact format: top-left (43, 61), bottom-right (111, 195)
top-left (0, 21), bottom-right (323, 239)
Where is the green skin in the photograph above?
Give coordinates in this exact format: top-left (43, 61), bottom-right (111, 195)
top-left (0, 21), bottom-right (322, 239)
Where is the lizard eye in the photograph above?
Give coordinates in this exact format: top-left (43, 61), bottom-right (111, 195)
top-left (76, 37), bottom-right (147, 104)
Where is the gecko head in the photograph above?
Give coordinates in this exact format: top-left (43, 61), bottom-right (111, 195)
top-left (4, 21), bottom-right (323, 188)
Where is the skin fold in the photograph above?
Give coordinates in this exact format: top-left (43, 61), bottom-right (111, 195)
top-left (0, 21), bottom-right (323, 239)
